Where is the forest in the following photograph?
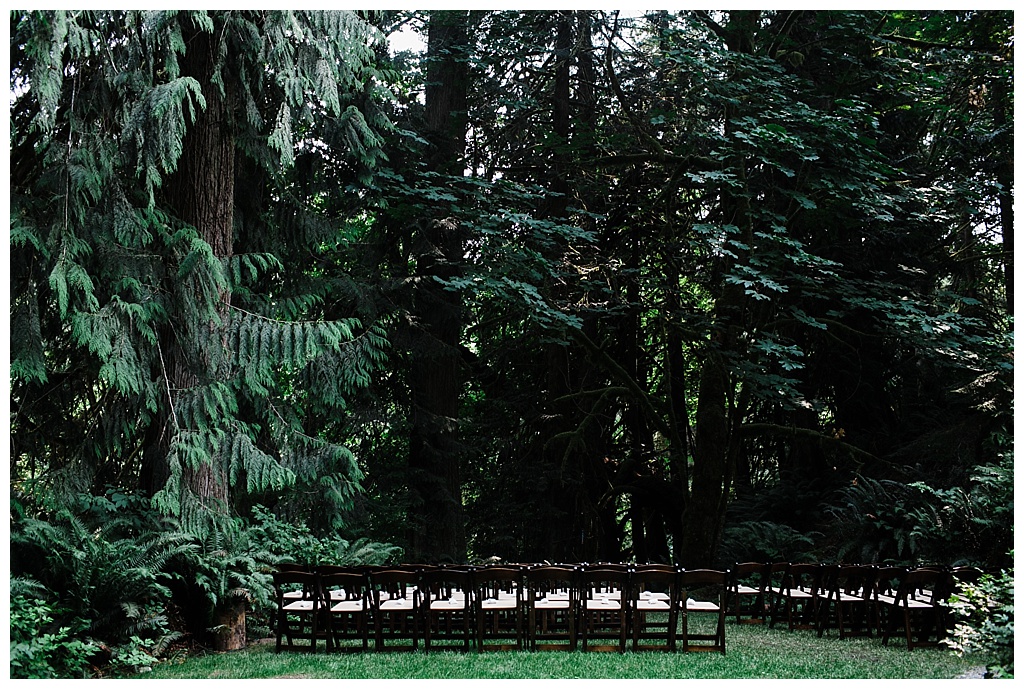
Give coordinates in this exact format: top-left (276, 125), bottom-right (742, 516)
top-left (8, 9), bottom-right (1013, 676)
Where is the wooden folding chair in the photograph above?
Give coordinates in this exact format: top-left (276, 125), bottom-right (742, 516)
top-left (319, 570), bottom-right (371, 652)
top-left (769, 563), bottom-right (821, 631)
top-left (578, 567), bottom-right (630, 653)
top-left (525, 565), bottom-right (578, 651)
top-left (369, 568), bottom-right (421, 651)
top-left (679, 569), bottom-right (727, 654)
top-left (272, 571), bottom-right (322, 653)
top-left (881, 567), bottom-right (946, 650)
top-left (473, 566), bottom-right (525, 651)
top-left (729, 562), bottom-right (770, 625)
top-left (817, 564), bottom-right (877, 639)
top-left (420, 567), bottom-right (474, 652)
top-left (630, 566), bottom-right (678, 652)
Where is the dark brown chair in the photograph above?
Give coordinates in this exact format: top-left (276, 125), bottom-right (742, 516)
top-left (420, 568), bottom-right (474, 652)
top-left (525, 566), bottom-right (578, 651)
top-left (473, 566), bottom-right (525, 651)
top-left (769, 563), bottom-right (821, 631)
top-left (870, 565), bottom-right (907, 635)
top-left (679, 569), bottom-right (727, 654)
top-left (881, 567), bottom-right (946, 650)
top-left (319, 571), bottom-right (371, 652)
top-left (578, 567), bottom-right (630, 653)
top-left (368, 568), bottom-right (421, 651)
top-left (729, 562), bottom-right (770, 624)
top-left (817, 564), bottom-right (877, 639)
top-left (629, 566), bottom-right (678, 652)
top-left (272, 571), bottom-right (322, 653)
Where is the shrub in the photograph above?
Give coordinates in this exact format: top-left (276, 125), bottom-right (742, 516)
top-left (11, 508), bottom-right (195, 642)
top-left (247, 504), bottom-right (402, 567)
top-left (10, 587), bottom-right (98, 679)
top-left (944, 561), bottom-right (1014, 678)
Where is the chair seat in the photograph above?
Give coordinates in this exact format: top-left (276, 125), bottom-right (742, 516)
top-left (736, 584), bottom-right (760, 595)
top-left (876, 594), bottom-right (897, 605)
top-left (898, 598), bottom-right (935, 610)
top-left (430, 599), bottom-right (468, 611)
top-left (481, 597), bottom-right (517, 610)
top-left (380, 598), bottom-right (415, 611)
top-left (534, 598), bottom-right (570, 609)
top-left (785, 589), bottom-right (813, 599)
top-left (585, 598), bottom-right (622, 610)
top-left (636, 599), bottom-right (671, 611)
top-left (331, 600), bottom-right (367, 612)
top-left (283, 600), bottom-right (317, 611)
top-left (283, 591), bottom-right (306, 599)
top-left (685, 600), bottom-right (720, 612)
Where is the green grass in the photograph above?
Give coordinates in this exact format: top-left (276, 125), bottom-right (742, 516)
top-left (142, 621), bottom-right (980, 679)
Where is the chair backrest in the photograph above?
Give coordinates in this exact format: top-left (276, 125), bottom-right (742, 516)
top-left (946, 566), bottom-right (985, 599)
top-left (524, 566), bottom-right (577, 602)
top-left (419, 568), bottom-right (473, 603)
top-left (578, 567), bottom-right (630, 601)
top-left (319, 571), bottom-right (370, 603)
top-left (874, 566), bottom-right (906, 596)
top-left (679, 568), bottom-right (728, 601)
top-left (731, 562), bottom-right (769, 589)
top-left (896, 567), bottom-right (945, 604)
top-left (833, 564), bottom-right (877, 598)
top-left (634, 563), bottom-right (677, 574)
top-left (630, 567), bottom-right (678, 603)
top-left (782, 563), bottom-right (819, 593)
top-left (369, 568), bottom-right (421, 605)
top-left (275, 562), bottom-right (310, 573)
top-left (272, 571), bottom-right (320, 601)
top-left (472, 566), bottom-right (524, 600)
top-left (584, 562), bottom-right (631, 573)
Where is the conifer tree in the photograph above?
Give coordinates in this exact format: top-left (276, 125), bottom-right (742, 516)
top-left (11, 10), bottom-right (390, 532)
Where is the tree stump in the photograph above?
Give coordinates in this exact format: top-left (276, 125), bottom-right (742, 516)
top-left (212, 596), bottom-right (247, 652)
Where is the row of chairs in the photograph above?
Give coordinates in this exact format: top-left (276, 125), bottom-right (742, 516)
top-left (272, 563), bottom-right (729, 654)
top-left (728, 562), bottom-right (984, 650)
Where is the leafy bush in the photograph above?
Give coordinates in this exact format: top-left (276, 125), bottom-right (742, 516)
top-left (247, 504), bottom-right (402, 567)
top-left (944, 561), bottom-right (1014, 678)
top-left (11, 508), bottom-right (195, 642)
top-left (826, 453), bottom-right (1013, 567)
top-left (10, 585), bottom-right (98, 679)
top-left (10, 491), bottom-right (193, 675)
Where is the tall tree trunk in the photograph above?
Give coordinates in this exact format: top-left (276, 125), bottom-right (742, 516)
top-left (407, 10), bottom-right (470, 563)
top-left (992, 78), bottom-right (1013, 316)
top-left (679, 10), bottom-right (760, 567)
top-left (141, 21), bottom-right (234, 509)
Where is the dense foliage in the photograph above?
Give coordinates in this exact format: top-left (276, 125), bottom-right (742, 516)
top-left (944, 562), bottom-right (1015, 678)
top-left (9, 9), bottom-right (1012, 676)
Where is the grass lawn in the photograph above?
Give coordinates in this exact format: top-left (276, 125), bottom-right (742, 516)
top-left (142, 620), bottom-right (981, 680)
